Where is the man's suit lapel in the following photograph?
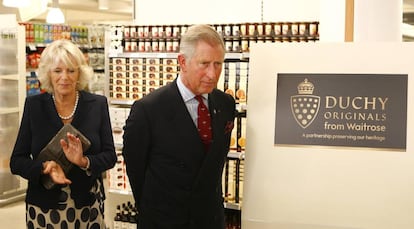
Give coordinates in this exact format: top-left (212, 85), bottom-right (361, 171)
top-left (168, 81), bottom-right (206, 154)
top-left (208, 91), bottom-right (225, 153)
top-left (191, 91), bottom-right (227, 190)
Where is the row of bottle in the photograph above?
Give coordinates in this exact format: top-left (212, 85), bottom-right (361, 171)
top-left (109, 21), bottom-right (319, 53)
top-left (223, 158), bottom-right (245, 204)
top-left (113, 201), bottom-right (241, 229)
top-left (120, 34), bottom-right (317, 53)
top-left (114, 201), bottom-right (138, 229)
top-left (225, 209), bottom-right (242, 229)
top-left (118, 21), bottom-right (319, 40)
top-left (19, 22), bottom-right (106, 47)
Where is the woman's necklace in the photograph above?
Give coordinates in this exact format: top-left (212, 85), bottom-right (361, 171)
top-left (52, 91), bottom-right (79, 120)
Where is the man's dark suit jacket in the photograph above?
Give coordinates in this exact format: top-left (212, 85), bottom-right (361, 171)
top-left (122, 80), bottom-right (236, 229)
top-left (10, 91), bottom-right (116, 209)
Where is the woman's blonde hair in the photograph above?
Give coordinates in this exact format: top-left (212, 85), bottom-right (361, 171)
top-left (37, 39), bottom-right (93, 93)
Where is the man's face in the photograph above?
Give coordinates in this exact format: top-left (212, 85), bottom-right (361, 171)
top-left (178, 41), bottom-right (224, 95)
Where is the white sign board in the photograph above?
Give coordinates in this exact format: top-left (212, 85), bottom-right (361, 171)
top-left (243, 42), bottom-right (414, 229)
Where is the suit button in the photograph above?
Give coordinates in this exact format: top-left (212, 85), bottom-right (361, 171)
top-left (177, 162), bottom-right (186, 168)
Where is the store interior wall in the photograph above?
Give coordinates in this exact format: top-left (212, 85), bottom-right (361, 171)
top-left (133, 0), bottom-right (319, 25)
top-left (319, 0), bottom-right (346, 42)
top-left (319, 0), bottom-right (403, 42)
top-left (354, 0), bottom-right (402, 42)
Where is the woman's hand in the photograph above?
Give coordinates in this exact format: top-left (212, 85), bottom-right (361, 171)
top-left (42, 160), bottom-right (72, 185)
top-left (60, 132), bottom-right (88, 168)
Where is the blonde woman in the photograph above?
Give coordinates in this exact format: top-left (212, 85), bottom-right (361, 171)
top-left (10, 39), bottom-right (116, 229)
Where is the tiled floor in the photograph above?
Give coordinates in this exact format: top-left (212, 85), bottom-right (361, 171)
top-left (0, 200), bottom-right (25, 228)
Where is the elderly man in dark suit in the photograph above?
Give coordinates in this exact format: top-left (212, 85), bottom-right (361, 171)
top-left (122, 24), bottom-right (236, 229)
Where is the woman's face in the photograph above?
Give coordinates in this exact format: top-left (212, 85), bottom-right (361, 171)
top-left (50, 60), bottom-right (79, 96)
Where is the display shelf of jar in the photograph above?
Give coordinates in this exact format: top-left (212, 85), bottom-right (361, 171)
top-left (224, 202), bottom-right (242, 211)
top-left (225, 52), bottom-right (250, 60)
top-left (25, 42), bottom-right (104, 51)
top-left (236, 103), bottom-right (247, 112)
top-left (110, 99), bottom-right (135, 106)
top-left (108, 190), bottom-right (243, 211)
top-left (109, 188), bottom-right (133, 195)
top-left (109, 51), bottom-right (179, 59)
top-left (110, 99), bottom-right (246, 111)
top-left (227, 151), bottom-right (245, 160)
top-left (108, 51), bottom-right (249, 60)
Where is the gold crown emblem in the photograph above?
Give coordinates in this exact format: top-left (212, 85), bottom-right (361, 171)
top-left (297, 78), bottom-right (314, 95)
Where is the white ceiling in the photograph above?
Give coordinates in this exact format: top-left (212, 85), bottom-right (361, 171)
top-left (0, 0), bottom-right (134, 24)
